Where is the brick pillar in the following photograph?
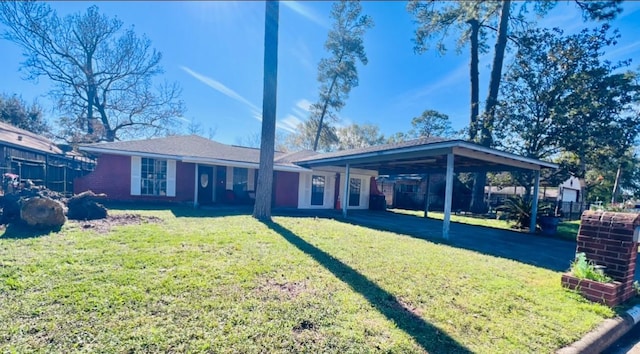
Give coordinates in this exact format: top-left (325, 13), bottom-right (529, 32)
top-left (576, 211), bottom-right (640, 304)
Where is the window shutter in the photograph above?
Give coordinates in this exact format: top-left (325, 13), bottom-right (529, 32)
top-left (130, 156), bottom-right (141, 196)
top-left (304, 173), bottom-right (311, 207)
top-left (247, 168), bottom-right (255, 191)
top-left (166, 160), bottom-right (176, 197)
top-left (324, 174), bottom-right (333, 207)
top-left (226, 166), bottom-right (234, 190)
top-left (361, 177), bottom-right (369, 207)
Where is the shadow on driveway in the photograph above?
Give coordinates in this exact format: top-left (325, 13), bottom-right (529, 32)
top-left (336, 210), bottom-right (577, 273)
top-left (263, 220), bottom-right (473, 353)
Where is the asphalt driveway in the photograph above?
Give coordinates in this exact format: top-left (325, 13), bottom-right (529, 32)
top-left (331, 210), bottom-right (578, 272)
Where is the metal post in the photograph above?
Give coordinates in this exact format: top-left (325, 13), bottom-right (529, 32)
top-left (530, 170), bottom-right (540, 233)
top-left (343, 164), bottom-right (350, 218)
top-left (443, 153), bottom-right (454, 239)
top-left (424, 173), bottom-right (430, 218)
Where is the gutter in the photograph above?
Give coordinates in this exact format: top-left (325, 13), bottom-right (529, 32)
top-left (79, 146), bottom-right (311, 173)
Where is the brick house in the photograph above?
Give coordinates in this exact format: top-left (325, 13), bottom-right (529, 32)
top-left (76, 135), bottom-right (557, 238)
top-left (75, 135), bottom-right (377, 209)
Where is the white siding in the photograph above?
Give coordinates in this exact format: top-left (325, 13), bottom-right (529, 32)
top-left (298, 173), bottom-right (311, 207)
top-left (130, 156), bottom-right (141, 196)
top-left (166, 160), bottom-right (176, 197)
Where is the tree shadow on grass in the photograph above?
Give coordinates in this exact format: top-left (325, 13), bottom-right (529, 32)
top-left (263, 220), bottom-right (472, 353)
top-left (0, 222), bottom-right (60, 239)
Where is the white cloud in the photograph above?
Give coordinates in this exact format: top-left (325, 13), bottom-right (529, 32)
top-left (403, 61), bottom-right (468, 103)
top-left (179, 70), bottom-right (310, 135)
top-left (281, 1), bottom-right (328, 28)
top-left (180, 66), bottom-right (260, 112)
top-left (290, 39), bottom-right (315, 71)
top-left (296, 98), bottom-right (313, 111)
top-left (603, 40), bottom-right (640, 62)
top-left (279, 114), bottom-right (302, 133)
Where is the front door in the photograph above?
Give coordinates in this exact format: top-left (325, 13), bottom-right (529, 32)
top-left (215, 166), bottom-right (227, 203)
top-left (198, 166), bottom-right (213, 205)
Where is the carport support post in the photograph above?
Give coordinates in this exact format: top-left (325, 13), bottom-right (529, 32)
top-left (342, 164), bottom-right (350, 218)
top-left (424, 173), bottom-right (430, 218)
top-left (529, 169), bottom-right (540, 233)
top-left (443, 153), bottom-right (454, 239)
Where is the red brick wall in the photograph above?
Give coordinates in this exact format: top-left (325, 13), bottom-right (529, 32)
top-left (570, 210), bottom-right (640, 305)
top-left (74, 154), bottom-right (195, 203)
top-left (274, 171), bottom-right (299, 208)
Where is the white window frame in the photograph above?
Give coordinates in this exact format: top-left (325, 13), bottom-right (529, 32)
top-left (130, 156), bottom-right (176, 197)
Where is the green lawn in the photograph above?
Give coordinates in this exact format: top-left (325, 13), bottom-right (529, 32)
top-left (390, 208), bottom-right (581, 241)
top-left (1, 207), bottom-right (613, 353)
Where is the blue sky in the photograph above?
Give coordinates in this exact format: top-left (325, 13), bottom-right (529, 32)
top-left (1, 1), bottom-right (639, 145)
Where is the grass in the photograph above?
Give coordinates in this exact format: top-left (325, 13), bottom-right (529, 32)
top-left (390, 208), bottom-right (581, 241)
top-left (0, 207), bottom-right (614, 353)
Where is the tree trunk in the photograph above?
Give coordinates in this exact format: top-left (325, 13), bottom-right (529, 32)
top-left (470, 0), bottom-right (510, 214)
top-left (312, 76), bottom-right (337, 151)
top-left (467, 18), bottom-right (480, 142)
top-left (253, 0), bottom-right (279, 221)
top-left (611, 163), bottom-right (622, 204)
top-left (479, 0), bottom-right (511, 148)
top-left (20, 197), bottom-right (66, 229)
top-left (67, 190), bottom-right (108, 220)
top-left (469, 172), bottom-right (487, 213)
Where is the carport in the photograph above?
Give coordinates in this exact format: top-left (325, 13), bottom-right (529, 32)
top-left (296, 137), bottom-right (558, 239)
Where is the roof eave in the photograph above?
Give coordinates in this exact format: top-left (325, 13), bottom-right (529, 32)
top-left (80, 146), bottom-right (311, 172)
top-left (298, 140), bottom-right (558, 170)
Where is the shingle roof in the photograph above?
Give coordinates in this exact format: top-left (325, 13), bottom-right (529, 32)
top-left (293, 136), bottom-right (452, 162)
top-left (0, 121), bottom-right (62, 154)
top-left (81, 135), bottom-right (289, 165)
top-left (274, 150), bottom-right (319, 164)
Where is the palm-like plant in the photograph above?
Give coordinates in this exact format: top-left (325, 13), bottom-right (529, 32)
top-left (497, 195), bottom-right (554, 230)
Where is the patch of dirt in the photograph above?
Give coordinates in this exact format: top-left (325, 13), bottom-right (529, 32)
top-left (71, 214), bottom-right (162, 233)
top-left (293, 319), bottom-right (317, 333)
top-left (387, 296), bottom-right (424, 317)
top-left (258, 279), bottom-right (309, 299)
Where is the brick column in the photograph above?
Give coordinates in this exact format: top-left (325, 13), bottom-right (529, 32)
top-left (571, 211), bottom-right (640, 305)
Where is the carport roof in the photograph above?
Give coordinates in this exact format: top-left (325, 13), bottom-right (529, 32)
top-left (294, 137), bottom-right (557, 174)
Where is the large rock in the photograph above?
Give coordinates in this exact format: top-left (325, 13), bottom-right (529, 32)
top-left (20, 197), bottom-right (66, 229)
top-left (67, 190), bottom-right (108, 220)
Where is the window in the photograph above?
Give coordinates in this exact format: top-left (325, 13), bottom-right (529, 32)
top-left (349, 178), bottom-right (361, 206)
top-left (141, 158), bottom-right (167, 196)
top-left (399, 184), bottom-right (417, 193)
top-left (233, 167), bottom-right (248, 194)
top-left (311, 175), bottom-right (325, 206)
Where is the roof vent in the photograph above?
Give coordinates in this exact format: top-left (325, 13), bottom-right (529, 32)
top-left (17, 135), bottom-right (22, 141)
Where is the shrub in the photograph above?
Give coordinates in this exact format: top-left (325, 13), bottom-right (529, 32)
top-left (570, 252), bottom-right (613, 283)
top-left (496, 195), bottom-right (555, 229)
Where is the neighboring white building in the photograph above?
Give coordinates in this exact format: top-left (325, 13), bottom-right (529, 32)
top-left (558, 176), bottom-right (585, 203)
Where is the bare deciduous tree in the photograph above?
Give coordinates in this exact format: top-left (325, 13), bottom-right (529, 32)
top-left (0, 2), bottom-right (185, 143)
